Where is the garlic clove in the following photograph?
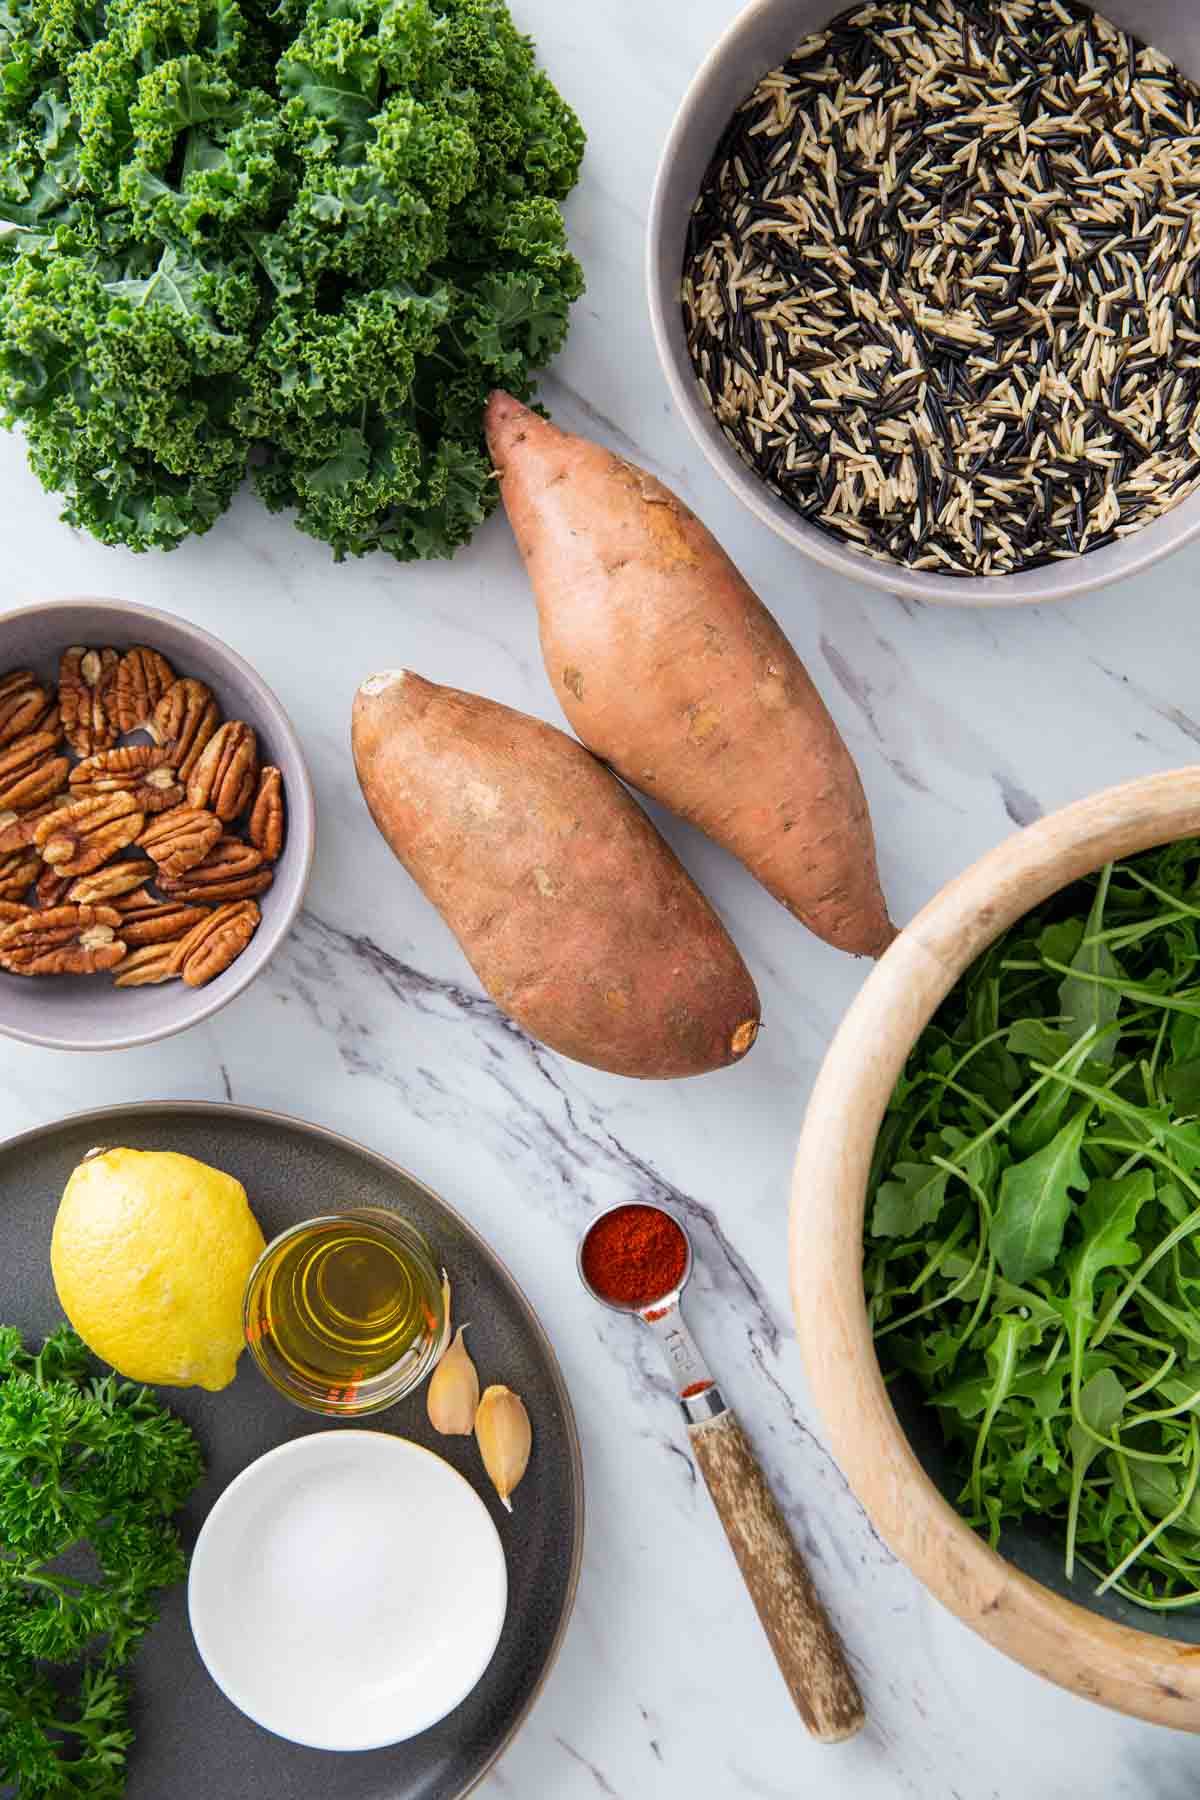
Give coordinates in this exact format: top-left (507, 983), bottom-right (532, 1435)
top-left (475, 1384), bottom-right (531, 1512)
top-left (426, 1325), bottom-right (479, 1436)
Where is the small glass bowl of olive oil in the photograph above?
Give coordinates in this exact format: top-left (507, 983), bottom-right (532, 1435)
top-left (243, 1208), bottom-right (447, 1416)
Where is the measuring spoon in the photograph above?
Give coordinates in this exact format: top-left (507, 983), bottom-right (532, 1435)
top-left (578, 1201), bottom-right (864, 1744)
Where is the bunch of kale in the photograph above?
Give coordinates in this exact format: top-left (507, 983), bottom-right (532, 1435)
top-left (0, 0), bottom-right (585, 559)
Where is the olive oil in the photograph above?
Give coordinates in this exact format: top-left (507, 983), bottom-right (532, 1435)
top-left (244, 1209), bottom-right (445, 1415)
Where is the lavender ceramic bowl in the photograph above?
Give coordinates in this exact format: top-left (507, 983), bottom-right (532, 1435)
top-left (647, 0), bottom-right (1200, 607)
top-left (0, 598), bottom-right (314, 1051)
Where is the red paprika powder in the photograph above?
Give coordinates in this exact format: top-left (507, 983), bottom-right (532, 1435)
top-left (581, 1204), bottom-right (688, 1309)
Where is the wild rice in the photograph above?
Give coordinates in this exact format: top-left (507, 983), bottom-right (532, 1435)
top-left (682, 0), bottom-right (1200, 577)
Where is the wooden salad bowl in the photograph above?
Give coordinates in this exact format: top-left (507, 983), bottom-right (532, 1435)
top-left (792, 768), bottom-right (1200, 1728)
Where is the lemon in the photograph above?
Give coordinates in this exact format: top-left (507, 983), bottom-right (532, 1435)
top-left (51, 1147), bottom-right (266, 1391)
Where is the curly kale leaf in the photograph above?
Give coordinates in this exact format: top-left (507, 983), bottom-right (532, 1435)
top-left (0, 239), bottom-right (256, 548)
top-left (0, 0), bottom-right (585, 559)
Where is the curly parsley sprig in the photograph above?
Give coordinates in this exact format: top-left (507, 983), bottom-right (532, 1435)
top-left (0, 1326), bottom-right (202, 1797)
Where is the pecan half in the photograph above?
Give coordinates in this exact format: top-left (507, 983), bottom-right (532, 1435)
top-left (0, 849), bottom-right (39, 899)
top-left (59, 647), bottom-right (120, 756)
top-left (34, 793), bottom-right (144, 877)
top-left (119, 900), bottom-right (208, 948)
top-left (186, 721), bottom-right (258, 822)
top-left (173, 900), bottom-right (260, 987)
top-left (115, 647), bottom-right (176, 734)
top-left (149, 679), bottom-right (220, 781)
top-left (0, 798), bottom-right (64, 855)
top-left (0, 900), bottom-right (33, 923)
top-left (0, 732), bottom-right (70, 813)
top-left (138, 806), bottom-right (222, 878)
top-left (67, 862), bottom-right (152, 905)
top-left (112, 887), bottom-right (167, 916)
top-left (113, 943), bottom-right (182, 988)
top-left (0, 904), bottom-right (126, 976)
top-left (70, 745), bottom-right (184, 814)
top-left (36, 869), bottom-right (71, 909)
top-left (247, 766), bottom-right (285, 862)
top-left (0, 671), bottom-right (57, 749)
top-left (159, 835), bottom-right (273, 904)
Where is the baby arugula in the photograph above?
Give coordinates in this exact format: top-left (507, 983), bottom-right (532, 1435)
top-left (0, 1325), bottom-right (202, 1797)
top-left (865, 841), bottom-right (1200, 1607)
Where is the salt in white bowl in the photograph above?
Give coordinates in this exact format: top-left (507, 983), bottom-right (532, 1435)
top-left (187, 1431), bottom-right (508, 1752)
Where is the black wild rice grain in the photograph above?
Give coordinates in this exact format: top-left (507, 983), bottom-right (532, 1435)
top-left (681, 0), bottom-right (1200, 577)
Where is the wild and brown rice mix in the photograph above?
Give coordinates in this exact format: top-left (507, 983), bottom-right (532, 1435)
top-left (682, 0), bottom-right (1200, 576)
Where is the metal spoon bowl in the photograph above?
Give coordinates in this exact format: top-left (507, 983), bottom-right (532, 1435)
top-left (576, 1200), bottom-right (693, 1315)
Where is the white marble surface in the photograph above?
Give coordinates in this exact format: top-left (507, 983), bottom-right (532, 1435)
top-left (4, 2), bottom-right (1200, 1796)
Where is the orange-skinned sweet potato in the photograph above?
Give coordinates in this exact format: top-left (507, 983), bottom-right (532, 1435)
top-left (486, 392), bottom-right (895, 959)
top-left (352, 670), bottom-right (760, 1079)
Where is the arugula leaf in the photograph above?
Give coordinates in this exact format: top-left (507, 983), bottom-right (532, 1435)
top-left (870, 1161), bottom-right (950, 1239)
top-left (939, 1124), bottom-right (999, 1193)
top-left (1057, 867), bottom-right (1122, 1065)
top-left (1165, 1061), bottom-right (1200, 1114)
top-left (1069, 1172), bottom-right (1152, 1301)
top-left (1130, 1461), bottom-right (1181, 1518)
top-left (1063, 1171), bottom-right (1152, 1395)
top-left (969, 1314), bottom-right (1038, 1518)
top-left (864, 846), bottom-right (1200, 1606)
top-left (1066, 1368), bottom-right (1126, 1575)
top-left (991, 1108), bottom-right (1091, 1284)
top-left (1008, 1031), bottom-right (1099, 1157)
top-left (1005, 1019), bottom-right (1071, 1063)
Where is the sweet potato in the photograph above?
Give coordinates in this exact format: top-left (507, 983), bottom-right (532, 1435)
top-left (485, 392), bottom-right (895, 959)
top-left (351, 670), bottom-right (760, 1079)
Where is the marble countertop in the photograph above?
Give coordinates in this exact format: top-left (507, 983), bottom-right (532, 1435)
top-left (4, 1), bottom-right (1200, 1795)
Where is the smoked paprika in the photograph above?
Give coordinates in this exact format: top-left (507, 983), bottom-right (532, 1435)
top-left (581, 1204), bottom-right (687, 1309)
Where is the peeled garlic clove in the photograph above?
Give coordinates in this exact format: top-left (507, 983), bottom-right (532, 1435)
top-left (426, 1325), bottom-right (479, 1436)
top-left (475, 1384), bottom-right (531, 1512)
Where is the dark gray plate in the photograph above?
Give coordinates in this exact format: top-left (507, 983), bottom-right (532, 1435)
top-left (0, 1103), bottom-right (584, 1798)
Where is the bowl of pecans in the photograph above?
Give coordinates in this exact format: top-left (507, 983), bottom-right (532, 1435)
top-left (648, 0), bottom-right (1200, 604)
top-left (0, 597), bottom-right (315, 1051)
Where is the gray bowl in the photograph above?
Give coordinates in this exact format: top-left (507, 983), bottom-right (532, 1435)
top-left (0, 598), bottom-right (314, 1051)
top-left (647, 0), bottom-right (1200, 607)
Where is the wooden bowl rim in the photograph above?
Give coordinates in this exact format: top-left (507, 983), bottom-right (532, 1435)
top-left (791, 766), bottom-right (1200, 1728)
